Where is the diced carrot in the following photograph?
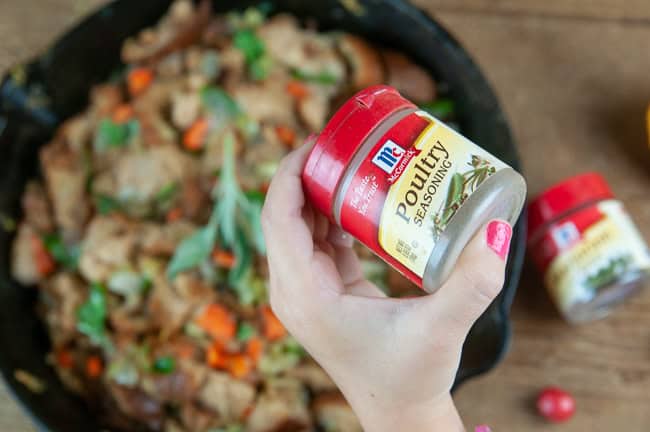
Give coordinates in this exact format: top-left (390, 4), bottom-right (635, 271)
top-left (127, 67), bottom-right (154, 96)
top-left (212, 248), bottom-right (237, 269)
top-left (286, 80), bottom-right (310, 99)
top-left (275, 125), bottom-right (296, 148)
top-left (183, 118), bottom-right (210, 151)
top-left (166, 207), bottom-right (183, 223)
top-left (261, 305), bottom-right (286, 341)
top-left (112, 104), bottom-right (134, 123)
top-left (31, 235), bottom-right (56, 277)
top-left (241, 404), bottom-right (254, 420)
top-left (259, 182), bottom-right (270, 195)
top-left (227, 354), bottom-right (252, 379)
top-left (195, 303), bottom-right (236, 343)
top-left (246, 337), bottom-right (263, 363)
top-left (206, 344), bottom-right (228, 369)
top-left (56, 350), bottom-right (74, 369)
top-left (85, 356), bottom-right (103, 378)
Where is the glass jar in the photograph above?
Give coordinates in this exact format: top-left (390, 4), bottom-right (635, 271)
top-left (302, 86), bottom-right (527, 293)
top-left (528, 173), bottom-right (650, 323)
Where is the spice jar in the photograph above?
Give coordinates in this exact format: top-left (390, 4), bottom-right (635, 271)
top-left (528, 173), bottom-right (650, 323)
top-left (302, 85), bottom-right (526, 293)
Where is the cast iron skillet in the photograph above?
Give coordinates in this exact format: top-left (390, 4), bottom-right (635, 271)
top-left (0, 0), bottom-right (527, 430)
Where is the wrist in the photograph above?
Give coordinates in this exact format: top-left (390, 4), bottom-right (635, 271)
top-left (348, 392), bottom-right (465, 432)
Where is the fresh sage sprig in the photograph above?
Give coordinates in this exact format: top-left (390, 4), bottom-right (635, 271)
top-left (166, 132), bottom-right (265, 282)
top-left (77, 282), bottom-right (113, 352)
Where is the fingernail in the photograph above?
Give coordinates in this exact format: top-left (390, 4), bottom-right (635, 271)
top-left (339, 232), bottom-right (354, 248)
top-left (328, 229), bottom-right (353, 248)
top-left (475, 426), bottom-right (492, 432)
top-left (305, 133), bottom-right (318, 146)
top-left (486, 220), bottom-right (512, 261)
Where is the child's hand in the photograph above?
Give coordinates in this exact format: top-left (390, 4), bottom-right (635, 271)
top-left (262, 143), bottom-right (512, 432)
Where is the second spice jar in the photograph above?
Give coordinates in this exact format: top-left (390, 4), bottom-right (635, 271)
top-left (528, 173), bottom-right (650, 323)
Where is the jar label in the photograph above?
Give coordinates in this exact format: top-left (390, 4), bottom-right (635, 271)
top-left (539, 200), bottom-right (650, 312)
top-left (371, 111), bottom-right (507, 277)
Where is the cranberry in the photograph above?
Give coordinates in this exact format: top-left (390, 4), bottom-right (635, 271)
top-left (537, 387), bottom-right (576, 422)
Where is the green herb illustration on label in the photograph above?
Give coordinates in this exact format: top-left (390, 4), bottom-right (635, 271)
top-left (584, 255), bottom-right (632, 292)
top-left (432, 155), bottom-right (496, 237)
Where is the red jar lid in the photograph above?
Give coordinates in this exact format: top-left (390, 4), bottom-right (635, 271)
top-left (302, 85), bottom-right (416, 220)
top-left (528, 172), bottom-right (614, 238)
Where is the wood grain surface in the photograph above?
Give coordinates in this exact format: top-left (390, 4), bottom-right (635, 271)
top-left (414, 0), bottom-right (650, 22)
top-left (2, 1), bottom-right (650, 431)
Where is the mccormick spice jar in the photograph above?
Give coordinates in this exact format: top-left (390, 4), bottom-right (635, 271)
top-left (302, 86), bottom-right (526, 293)
top-left (528, 173), bottom-right (650, 323)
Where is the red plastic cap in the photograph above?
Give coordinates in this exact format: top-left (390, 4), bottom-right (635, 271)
top-left (302, 85), bottom-right (415, 220)
top-left (528, 172), bottom-right (614, 237)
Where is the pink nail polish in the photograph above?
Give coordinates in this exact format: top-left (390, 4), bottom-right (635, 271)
top-left (475, 426), bottom-right (492, 432)
top-left (305, 133), bottom-right (318, 145)
top-left (486, 220), bottom-right (512, 260)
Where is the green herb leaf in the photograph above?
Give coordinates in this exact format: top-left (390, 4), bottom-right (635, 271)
top-left (226, 4), bottom-right (272, 31)
top-left (107, 357), bottom-right (139, 387)
top-left (211, 133), bottom-right (267, 293)
top-left (233, 29), bottom-right (270, 81)
top-left (152, 356), bottom-right (176, 375)
top-left (94, 194), bottom-right (122, 215)
top-left (229, 227), bottom-right (253, 287)
top-left (167, 224), bottom-right (218, 279)
top-left (235, 114), bottom-right (260, 140)
top-left (201, 86), bottom-right (241, 119)
top-left (185, 322), bottom-right (209, 342)
top-left (156, 182), bottom-right (179, 208)
top-left (243, 5), bottom-right (268, 27)
top-left (291, 68), bottom-right (339, 85)
top-left (108, 271), bottom-right (149, 297)
top-left (232, 269), bottom-right (267, 306)
top-left (236, 322), bottom-right (256, 342)
top-left (283, 337), bottom-right (306, 357)
top-left (94, 119), bottom-right (139, 151)
top-left (249, 55), bottom-right (272, 81)
top-left (214, 132), bottom-right (241, 248)
top-left (239, 192), bottom-right (266, 255)
top-left (234, 29), bottom-right (265, 64)
top-left (200, 51), bottom-right (221, 80)
top-left (43, 233), bottom-right (80, 271)
top-left (420, 99), bottom-right (455, 119)
top-left (77, 283), bottom-right (108, 346)
top-left (258, 337), bottom-right (305, 376)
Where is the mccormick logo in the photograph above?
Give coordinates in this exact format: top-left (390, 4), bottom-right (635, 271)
top-left (372, 140), bottom-right (406, 174)
top-left (371, 139), bottom-right (420, 184)
top-left (551, 221), bottom-right (581, 251)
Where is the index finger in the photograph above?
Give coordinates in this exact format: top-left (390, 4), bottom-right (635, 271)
top-left (262, 139), bottom-right (315, 265)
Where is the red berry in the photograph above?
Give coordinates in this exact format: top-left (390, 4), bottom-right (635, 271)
top-left (537, 387), bottom-right (576, 422)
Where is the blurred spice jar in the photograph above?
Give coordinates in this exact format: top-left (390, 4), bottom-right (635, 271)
top-left (528, 173), bottom-right (650, 323)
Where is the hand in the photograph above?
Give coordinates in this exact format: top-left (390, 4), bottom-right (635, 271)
top-left (262, 142), bottom-right (513, 432)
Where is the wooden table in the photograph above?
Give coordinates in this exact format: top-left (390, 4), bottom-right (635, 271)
top-left (2, 0), bottom-right (650, 430)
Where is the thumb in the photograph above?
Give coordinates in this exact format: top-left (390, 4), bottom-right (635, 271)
top-left (422, 220), bottom-right (513, 334)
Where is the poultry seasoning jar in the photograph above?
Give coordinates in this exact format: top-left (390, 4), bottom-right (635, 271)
top-left (528, 173), bottom-right (650, 323)
top-left (302, 86), bottom-right (527, 292)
